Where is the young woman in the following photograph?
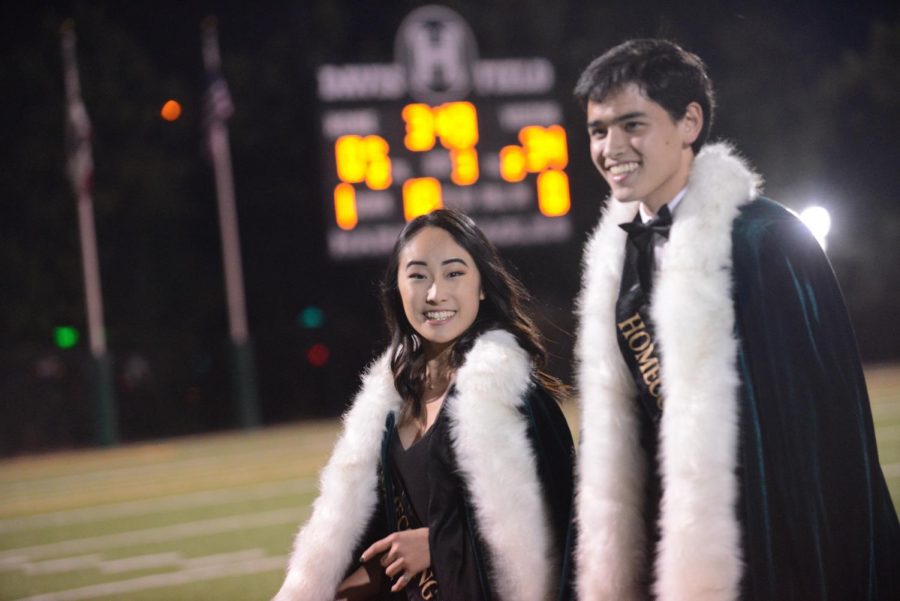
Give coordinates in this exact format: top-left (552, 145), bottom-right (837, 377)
top-left (273, 209), bottom-right (574, 601)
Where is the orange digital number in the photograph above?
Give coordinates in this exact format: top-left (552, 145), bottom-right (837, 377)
top-left (519, 125), bottom-right (568, 172)
top-left (402, 177), bottom-right (443, 221)
top-left (333, 182), bottom-right (358, 230)
top-left (537, 170), bottom-right (570, 217)
top-left (363, 136), bottom-right (391, 190)
top-left (334, 134), bottom-right (392, 190)
top-left (499, 145), bottom-right (527, 183)
top-left (403, 102), bottom-right (480, 186)
top-left (435, 101), bottom-right (479, 151)
top-left (450, 148), bottom-right (479, 186)
top-left (498, 124), bottom-right (570, 217)
top-left (402, 104), bottom-right (436, 152)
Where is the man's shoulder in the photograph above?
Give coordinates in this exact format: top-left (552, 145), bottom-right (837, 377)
top-left (732, 196), bottom-right (805, 244)
top-left (736, 195), bottom-right (793, 222)
top-left (731, 196), bottom-right (827, 275)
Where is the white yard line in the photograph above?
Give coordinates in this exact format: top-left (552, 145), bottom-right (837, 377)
top-left (1, 445), bottom-right (326, 497)
top-left (98, 552), bottom-right (182, 574)
top-left (17, 555), bottom-right (102, 575)
top-left (0, 479), bottom-right (317, 534)
top-left (0, 507), bottom-right (305, 562)
top-left (871, 402), bottom-right (900, 415)
top-left (875, 424), bottom-right (900, 441)
top-left (179, 548), bottom-right (266, 568)
top-left (99, 548), bottom-right (267, 573)
top-left (13, 553), bottom-right (288, 601)
top-left (0, 425), bottom-right (339, 481)
top-left (882, 463), bottom-right (900, 478)
top-left (8, 548), bottom-right (269, 577)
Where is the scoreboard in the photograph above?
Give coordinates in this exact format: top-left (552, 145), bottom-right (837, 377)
top-left (319, 5), bottom-right (573, 259)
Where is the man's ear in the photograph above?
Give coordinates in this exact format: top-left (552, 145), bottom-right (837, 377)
top-left (680, 101), bottom-right (703, 147)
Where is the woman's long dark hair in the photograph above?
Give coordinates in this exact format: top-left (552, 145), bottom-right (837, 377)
top-left (380, 209), bottom-right (563, 423)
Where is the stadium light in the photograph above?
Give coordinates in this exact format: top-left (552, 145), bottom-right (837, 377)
top-left (800, 206), bottom-right (831, 251)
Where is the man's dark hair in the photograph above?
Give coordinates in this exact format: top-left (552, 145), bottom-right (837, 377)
top-left (574, 39), bottom-right (715, 154)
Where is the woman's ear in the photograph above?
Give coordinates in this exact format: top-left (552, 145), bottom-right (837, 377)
top-left (479, 290), bottom-right (485, 301)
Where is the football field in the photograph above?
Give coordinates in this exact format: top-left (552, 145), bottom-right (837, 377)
top-left (2, 364), bottom-right (899, 600)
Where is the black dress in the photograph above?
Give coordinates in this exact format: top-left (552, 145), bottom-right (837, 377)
top-left (389, 398), bottom-right (488, 600)
top-left (375, 383), bottom-right (575, 601)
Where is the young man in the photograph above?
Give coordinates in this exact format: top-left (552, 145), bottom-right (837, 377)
top-left (572, 39), bottom-right (898, 600)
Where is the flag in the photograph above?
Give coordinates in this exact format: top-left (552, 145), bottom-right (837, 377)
top-left (61, 22), bottom-right (94, 198)
top-left (199, 16), bottom-right (260, 427)
top-left (201, 17), bottom-right (234, 135)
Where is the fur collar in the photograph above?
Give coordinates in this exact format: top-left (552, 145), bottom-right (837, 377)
top-left (575, 143), bottom-right (760, 601)
top-left (275, 329), bottom-right (555, 601)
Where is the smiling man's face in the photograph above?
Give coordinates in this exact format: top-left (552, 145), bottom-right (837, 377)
top-left (586, 83), bottom-right (702, 214)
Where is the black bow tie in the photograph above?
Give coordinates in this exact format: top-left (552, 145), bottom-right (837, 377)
top-left (618, 204), bottom-right (673, 297)
top-left (618, 204), bottom-right (673, 246)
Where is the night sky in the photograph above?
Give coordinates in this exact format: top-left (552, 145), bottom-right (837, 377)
top-left (3, 1), bottom-right (898, 451)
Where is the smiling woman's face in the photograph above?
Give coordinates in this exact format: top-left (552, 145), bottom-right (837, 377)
top-left (397, 226), bottom-right (483, 355)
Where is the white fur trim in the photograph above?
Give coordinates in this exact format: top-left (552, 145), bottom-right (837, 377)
top-left (575, 143), bottom-right (759, 601)
top-left (574, 197), bottom-right (647, 600)
top-left (448, 329), bottom-right (554, 601)
top-left (651, 143), bottom-right (757, 600)
top-left (273, 352), bottom-right (400, 601)
top-left (274, 330), bottom-right (554, 600)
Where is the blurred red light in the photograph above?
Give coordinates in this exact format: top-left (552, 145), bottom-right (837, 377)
top-left (306, 343), bottom-right (330, 367)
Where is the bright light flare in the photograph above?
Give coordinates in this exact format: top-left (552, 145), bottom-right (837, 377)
top-left (800, 206), bottom-right (831, 249)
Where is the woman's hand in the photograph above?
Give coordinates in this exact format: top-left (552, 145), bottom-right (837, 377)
top-left (360, 528), bottom-right (430, 593)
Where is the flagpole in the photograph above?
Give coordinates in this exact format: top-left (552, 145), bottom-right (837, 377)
top-left (202, 16), bottom-right (260, 429)
top-left (60, 20), bottom-right (118, 446)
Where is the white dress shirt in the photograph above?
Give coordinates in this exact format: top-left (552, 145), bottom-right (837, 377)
top-left (639, 188), bottom-right (686, 272)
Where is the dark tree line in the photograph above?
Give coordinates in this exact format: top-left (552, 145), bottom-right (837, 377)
top-left (1, 1), bottom-right (897, 453)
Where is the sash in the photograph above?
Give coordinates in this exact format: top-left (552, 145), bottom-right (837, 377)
top-left (615, 241), bottom-right (664, 421)
top-left (615, 241), bottom-right (665, 577)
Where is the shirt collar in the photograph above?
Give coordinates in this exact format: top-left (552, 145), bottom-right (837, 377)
top-left (639, 187), bottom-right (687, 223)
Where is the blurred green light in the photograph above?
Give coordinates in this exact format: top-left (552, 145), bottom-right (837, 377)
top-left (54, 326), bottom-right (80, 349)
top-left (298, 306), bottom-right (325, 329)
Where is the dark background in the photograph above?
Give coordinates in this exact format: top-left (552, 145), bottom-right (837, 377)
top-left (3, 0), bottom-right (898, 454)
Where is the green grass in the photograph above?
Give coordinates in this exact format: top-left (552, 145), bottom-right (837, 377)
top-left (0, 421), bottom-right (336, 600)
top-left (1, 365), bottom-right (899, 601)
